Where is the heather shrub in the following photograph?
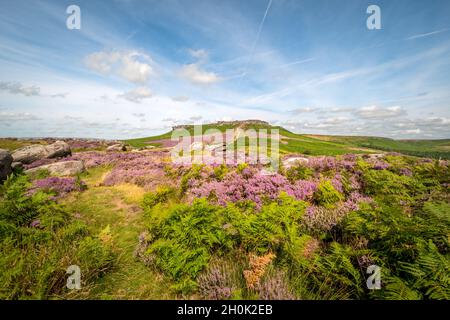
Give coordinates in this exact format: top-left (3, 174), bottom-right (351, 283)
top-left (313, 180), bottom-right (343, 208)
top-left (198, 259), bottom-right (243, 300)
top-left (135, 154), bottom-right (449, 300)
top-left (180, 164), bottom-right (205, 194)
top-left (256, 270), bottom-right (296, 300)
top-left (140, 193), bottom-right (309, 295)
top-left (190, 167), bottom-right (314, 209)
top-left (29, 176), bottom-right (87, 198)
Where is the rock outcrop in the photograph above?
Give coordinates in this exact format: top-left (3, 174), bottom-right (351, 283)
top-left (0, 149), bottom-right (13, 182)
top-left (11, 162), bottom-right (23, 170)
top-left (12, 141), bottom-right (71, 164)
top-left (45, 140), bottom-right (71, 158)
top-left (106, 143), bottom-right (127, 152)
top-left (25, 160), bottom-right (85, 176)
top-left (282, 156), bottom-right (309, 169)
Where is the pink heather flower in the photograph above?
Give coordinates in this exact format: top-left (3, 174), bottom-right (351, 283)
top-left (349, 175), bottom-right (361, 190)
top-left (100, 151), bottom-right (171, 189)
top-left (399, 167), bottom-right (413, 176)
top-left (287, 180), bottom-right (318, 201)
top-left (331, 173), bottom-right (344, 193)
top-left (303, 192), bottom-right (372, 232)
top-left (30, 219), bottom-right (41, 228)
top-left (371, 159), bottom-right (390, 170)
top-left (29, 177), bottom-right (86, 198)
top-left (190, 167), bottom-right (318, 208)
top-left (343, 154), bottom-right (357, 162)
top-left (307, 156), bottom-right (337, 172)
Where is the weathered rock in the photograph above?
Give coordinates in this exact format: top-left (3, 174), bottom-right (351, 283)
top-left (106, 143), bottom-right (127, 152)
top-left (282, 156), bottom-right (309, 168)
top-left (0, 149), bottom-right (13, 182)
top-left (11, 162), bottom-right (23, 170)
top-left (12, 144), bottom-right (48, 164)
top-left (45, 140), bottom-right (71, 159)
top-left (26, 160), bottom-right (85, 176)
top-left (12, 141), bottom-right (71, 164)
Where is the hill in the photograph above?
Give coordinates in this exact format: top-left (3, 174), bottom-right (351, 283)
top-left (124, 120), bottom-right (450, 159)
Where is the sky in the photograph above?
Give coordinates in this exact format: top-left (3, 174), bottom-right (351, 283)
top-left (0, 0), bottom-right (450, 139)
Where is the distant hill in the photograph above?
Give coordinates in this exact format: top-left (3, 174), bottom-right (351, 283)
top-left (123, 120), bottom-right (450, 159)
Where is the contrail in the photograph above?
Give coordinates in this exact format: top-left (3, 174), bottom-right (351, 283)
top-left (238, 0), bottom-right (273, 82)
top-left (406, 28), bottom-right (449, 40)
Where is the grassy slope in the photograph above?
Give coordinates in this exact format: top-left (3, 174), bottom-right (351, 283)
top-left (62, 166), bottom-right (173, 299)
top-left (0, 138), bottom-right (47, 151)
top-left (124, 123), bottom-right (370, 156)
top-left (124, 122), bottom-right (450, 158)
top-left (307, 135), bottom-right (450, 159)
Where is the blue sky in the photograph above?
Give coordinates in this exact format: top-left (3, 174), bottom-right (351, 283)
top-left (0, 0), bottom-right (450, 139)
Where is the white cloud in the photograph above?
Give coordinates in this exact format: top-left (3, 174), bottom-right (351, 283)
top-left (354, 105), bottom-right (406, 119)
top-left (85, 51), bottom-right (153, 84)
top-left (0, 111), bottom-right (41, 122)
top-left (401, 129), bottom-right (422, 134)
top-left (180, 64), bottom-right (221, 85)
top-left (172, 96), bottom-right (189, 102)
top-left (329, 107), bottom-right (354, 113)
top-left (0, 81), bottom-right (40, 96)
top-left (188, 49), bottom-right (209, 60)
top-left (290, 107), bottom-right (319, 114)
top-left (422, 117), bottom-right (450, 125)
top-left (119, 87), bottom-right (152, 103)
top-left (189, 116), bottom-right (202, 121)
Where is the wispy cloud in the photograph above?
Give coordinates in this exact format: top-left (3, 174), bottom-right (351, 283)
top-left (277, 58), bottom-right (316, 68)
top-left (119, 87), bottom-right (152, 103)
top-left (407, 28), bottom-right (449, 40)
top-left (0, 111), bottom-right (41, 122)
top-left (354, 105), bottom-right (406, 120)
top-left (0, 81), bottom-right (40, 96)
top-left (290, 107), bottom-right (320, 114)
top-left (239, 0), bottom-right (273, 80)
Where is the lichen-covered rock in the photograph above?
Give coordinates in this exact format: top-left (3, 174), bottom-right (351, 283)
top-left (25, 160), bottom-right (85, 176)
top-left (12, 144), bottom-right (48, 164)
top-left (45, 140), bottom-right (71, 159)
top-left (12, 141), bottom-right (71, 164)
top-left (282, 156), bottom-right (309, 169)
top-left (106, 143), bottom-right (127, 152)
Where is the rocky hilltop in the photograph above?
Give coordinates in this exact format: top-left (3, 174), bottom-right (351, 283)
top-left (172, 119), bottom-right (270, 131)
